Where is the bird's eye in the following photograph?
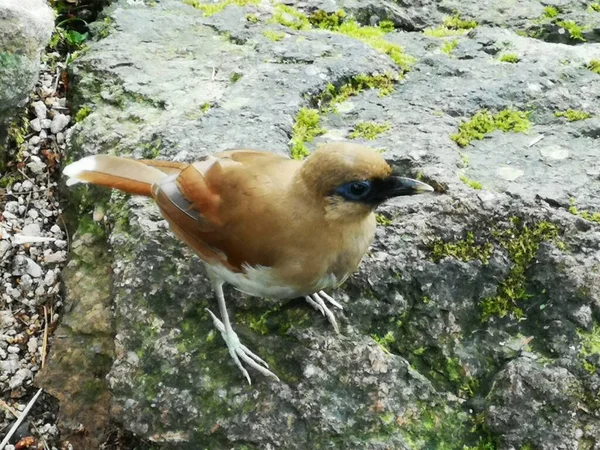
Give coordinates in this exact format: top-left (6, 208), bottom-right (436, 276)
top-left (335, 180), bottom-right (372, 201)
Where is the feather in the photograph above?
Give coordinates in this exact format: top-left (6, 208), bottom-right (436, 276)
top-left (63, 155), bottom-right (167, 196)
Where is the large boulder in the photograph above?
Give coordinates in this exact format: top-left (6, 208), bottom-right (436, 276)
top-left (41, 0), bottom-right (600, 448)
top-left (0, 0), bottom-right (54, 152)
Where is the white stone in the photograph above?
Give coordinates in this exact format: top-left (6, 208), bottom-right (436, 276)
top-left (539, 145), bottom-right (569, 161)
top-left (497, 166), bottom-right (524, 181)
top-left (50, 113), bottom-right (70, 133)
top-left (32, 100), bottom-right (47, 119)
top-left (31, 117), bottom-right (42, 131)
top-left (21, 223), bottom-right (41, 236)
top-left (25, 257), bottom-right (43, 278)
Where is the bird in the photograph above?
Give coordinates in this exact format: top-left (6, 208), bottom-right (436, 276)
top-left (62, 142), bottom-right (434, 383)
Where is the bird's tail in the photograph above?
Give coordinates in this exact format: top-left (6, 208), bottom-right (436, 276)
top-left (63, 155), bottom-right (186, 197)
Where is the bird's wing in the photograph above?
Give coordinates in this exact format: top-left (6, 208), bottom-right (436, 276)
top-left (151, 150), bottom-right (299, 272)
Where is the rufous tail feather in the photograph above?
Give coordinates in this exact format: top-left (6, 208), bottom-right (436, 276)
top-left (63, 155), bottom-right (169, 197)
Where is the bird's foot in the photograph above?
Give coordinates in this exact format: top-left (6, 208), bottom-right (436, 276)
top-left (304, 291), bottom-right (343, 334)
top-left (205, 308), bottom-right (280, 384)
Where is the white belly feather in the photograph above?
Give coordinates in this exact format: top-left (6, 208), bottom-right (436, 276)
top-left (205, 262), bottom-right (338, 300)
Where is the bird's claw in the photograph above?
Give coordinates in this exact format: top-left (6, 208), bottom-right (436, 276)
top-left (205, 308), bottom-right (280, 384)
top-left (304, 291), bottom-right (342, 334)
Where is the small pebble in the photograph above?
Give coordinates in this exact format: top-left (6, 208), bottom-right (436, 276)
top-left (27, 209), bottom-right (40, 220)
top-left (32, 101), bottom-right (47, 119)
top-left (50, 113), bottom-right (70, 134)
top-left (30, 118), bottom-right (42, 132)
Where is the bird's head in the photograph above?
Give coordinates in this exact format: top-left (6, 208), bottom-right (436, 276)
top-left (299, 142), bottom-right (434, 221)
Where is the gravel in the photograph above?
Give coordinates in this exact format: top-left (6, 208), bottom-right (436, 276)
top-left (0, 47), bottom-right (70, 449)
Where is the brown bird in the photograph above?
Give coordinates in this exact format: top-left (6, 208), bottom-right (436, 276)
top-left (63, 142), bottom-right (433, 383)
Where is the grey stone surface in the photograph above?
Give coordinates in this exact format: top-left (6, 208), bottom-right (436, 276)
top-left (0, 0), bottom-right (54, 148)
top-left (58, 0), bottom-right (600, 448)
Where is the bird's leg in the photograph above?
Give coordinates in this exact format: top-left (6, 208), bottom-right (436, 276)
top-left (205, 280), bottom-right (280, 384)
top-left (304, 290), bottom-right (343, 334)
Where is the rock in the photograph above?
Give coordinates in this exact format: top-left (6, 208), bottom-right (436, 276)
top-left (56, 0), bottom-right (600, 448)
top-left (9, 368), bottom-right (32, 389)
top-left (44, 269), bottom-right (57, 286)
top-left (27, 160), bottom-right (45, 174)
top-left (44, 251), bottom-right (66, 264)
top-left (36, 234), bottom-right (115, 449)
top-left (0, 240), bottom-right (10, 260)
top-left (40, 118), bottom-right (51, 129)
top-left (25, 257), bottom-right (42, 278)
top-left (0, 0), bottom-right (53, 152)
top-left (19, 274), bottom-right (33, 291)
top-left (0, 359), bottom-right (19, 374)
top-left (50, 113), bottom-right (70, 134)
top-left (31, 100), bottom-right (47, 119)
top-left (539, 145), bottom-right (570, 161)
top-left (21, 223), bottom-right (41, 237)
top-left (496, 166), bottom-right (524, 181)
top-left (27, 336), bottom-right (38, 354)
top-left (30, 118), bottom-right (42, 132)
top-left (27, 209), bottom-right (39, 220)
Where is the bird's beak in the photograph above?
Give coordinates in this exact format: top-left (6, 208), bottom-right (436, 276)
top-left (386, 176), bottom-right (434, 197)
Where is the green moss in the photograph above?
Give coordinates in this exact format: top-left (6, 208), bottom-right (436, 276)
top-left (480, 220), bottom-right (562, 321)
top-left (556, 20), bottom-right (586, 42)
top-left (371, 331), bottom-right (395, 355)
top-left (451, 109), bottom-right (531, 147)
top-left (333, 19), bottom-right (414, 71)
top-left (444, 13), bottom-right (477, 30)
top-left (229, 72), bottom-right (243, 83)
top-left (568, 198), bottom-right (600, 223)
top-left (379, 20), bottom-right (395, 33)
top-left (274, 7), bottom-right (414, 72)
top-left (588, 59), bottom-right (600, 74)
top-left (270, 4), bottom-right (311, 30)
top-left (459, 151), bottom-right (469, 167)
top-left (290, 108), bottom-right (325, 160)
top-left (589, 3), bottom-right (600, 12)
top-left (431, 231), bottom-right (493, 264)
top-left (376, 214), bottom-right (393, 226)
top-left (402, 402), bottom-right (491, 450)
top-left (80, 378), bottom-right (106, 402)
top-left (349, 121), bottom-right (391, 140)
top-left (499, 53), bottom-right (519, 63)
top-left (554, 109), bottom-right (591, 122)
top-left (236, 305), bottom-right (312, 338)
top-left (290, 72), bottom-right (398, 158)
top-left (263, 30), bottom-right (286, 41)
top-left (578, 324), bottom-right (600, 374)
top-left (424, 13), bottom-right (477, 37)
top-left (316, 73), bottom-right (397, 110)
top-left (96, 17), bottom-right (113, 39)
top-left (182, 0), bottom-right (260, 16)
top-left (7, 110), bottom-right (28, 150)
top-left (459, 174), bottom-right (483, 190)
top-left (140, 139), bottom-right (161, 159)
top-left (308, 9), bottom-right (346, 29)
top-left (441, 39), bottom-right (459, 55)
top-left (431, 219), bottom-right (564, 321)
top-left (74, 106), bottom-right (92, 122)
top-left (543, 6), bottom-right (559, 19)
top-left (245, 13), bottom-right (258, 23)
